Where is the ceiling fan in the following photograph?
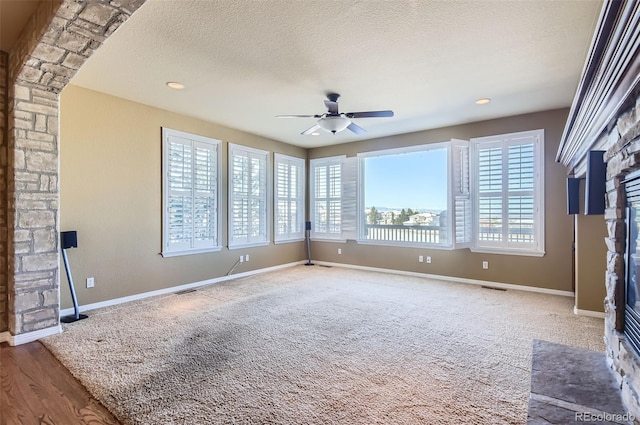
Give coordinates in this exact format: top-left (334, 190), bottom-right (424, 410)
top-left (276, 93), bottom-right (394, 135)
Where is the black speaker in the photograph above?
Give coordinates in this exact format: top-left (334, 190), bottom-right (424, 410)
top-left (61, 231), bottom-right (78, 249)
top-left (567, 178), bottom-right (582, 215)
top-left (305, 221), bottom-right (311, 231)
top-left (585, 150), bottom-right (606, 215)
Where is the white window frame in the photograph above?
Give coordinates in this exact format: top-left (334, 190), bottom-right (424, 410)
top-left (228, 144), bottom-right (270, 249)
top-left (309, 156), bottom-right (347, 241)
top-left (274, 153), bottom-right (305, 243)
top-left (451, 139), bottom-right (472, 249)
top-left (470, 129), bottom-right (545, 257)
top-left (161, 128), bottom-right (221, 257)
top-left (356, 142), bottom-right (454, 249)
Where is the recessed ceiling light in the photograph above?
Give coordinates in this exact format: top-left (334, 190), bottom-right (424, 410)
top-left (311, 132), bottom-right (320, 136)
top-left (475, 98), bottom-right (491, 105)
top-left (166, 81), bottom-right (185, 90)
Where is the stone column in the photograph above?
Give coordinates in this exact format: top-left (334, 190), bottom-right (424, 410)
top-left (0, 51), bottom-right (7, 332)
top-left (5, 0), bottom-right (146, 338)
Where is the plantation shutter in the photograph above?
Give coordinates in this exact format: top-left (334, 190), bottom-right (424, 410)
top-left (274, 154), bottom-right (305, 242)
top-left (310, 156), bottom-right (345, 240)
top-left (167, 138), bottom-right (193, 252)
top-left (192, 142), bottom-right (218, 248)
top-left (162, 128), bottom-right (221, 257)
top-left (341, 157), bottom-right (358, 240)
top-left (476, 142), bottom-right (504, 247)
top-left (229, 144), bottom-right (270, 248)
top-left (471, 129), bottom-right (544, 254)
top-left (451, 139), bottom-right (472, 248)
top-left (506, 139), bottom-right (536, 248)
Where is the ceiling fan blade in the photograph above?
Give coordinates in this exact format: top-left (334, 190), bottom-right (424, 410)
top-left (324, 100), bottom-right (339, 115)
top-left (347, 122), bottom-right (366, 135)
top-left (276, 114), bottom-right (319, 118)
top-left (346, 110), bottom-right (394, 118)
top-left (301, 124), bottom-right (321, 135)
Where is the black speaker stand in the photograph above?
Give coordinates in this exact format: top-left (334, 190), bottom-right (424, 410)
top-left (60, 248), bottom-right (88, 323)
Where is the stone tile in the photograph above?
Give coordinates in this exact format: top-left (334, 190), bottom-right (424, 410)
top-left (528, 398), bottom-right (624, 424)
top-left (527, 340), bottom-right (638, 424)
top-left (530, 340), bottom-right (626, 415)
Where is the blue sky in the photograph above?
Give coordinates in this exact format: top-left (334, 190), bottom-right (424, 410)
top-left (363, 148), bottom-right (448, 211)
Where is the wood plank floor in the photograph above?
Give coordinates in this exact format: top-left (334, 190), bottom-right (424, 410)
top-left (1, 341), bottom-right (120, 425)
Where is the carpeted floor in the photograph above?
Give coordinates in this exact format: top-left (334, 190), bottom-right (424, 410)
top-left (42, 265), bottom-right (605, 424)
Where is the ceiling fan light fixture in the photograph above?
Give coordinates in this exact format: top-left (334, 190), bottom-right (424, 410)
top-left (318, 115), bottom-right (351, 134)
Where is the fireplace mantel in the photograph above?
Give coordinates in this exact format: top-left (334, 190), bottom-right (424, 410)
top-left (557, 0), bottom-right (640, 175)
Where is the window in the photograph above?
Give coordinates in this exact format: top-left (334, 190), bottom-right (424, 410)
top-left (309, 156), bottom-right (357, 240)
top-left (274, 154), bottom-right (305, 243)
top-left (357, 143), bottom-right (452, 247)
top-left (352, 130), bottom-right (543, 255)
top-left (161, 128), bottom-right (221, 257)
top-left (310, 156), bottom-right (343, 240)
top-left (228, 144), bottom-right (270, 248)
top-left (452, 139), bottom-right (472, 248)
top-left (471, 129), bottom-right (544, 256)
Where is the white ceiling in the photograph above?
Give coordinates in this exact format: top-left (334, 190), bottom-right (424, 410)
top-left (68, 0), bottom-right (603, 148)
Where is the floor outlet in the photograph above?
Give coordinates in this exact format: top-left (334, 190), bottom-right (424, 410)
top-left (482, 261), bottom-right (489, 270)
top-left (427, 256), bottom-right (432, 264)
top-left (418, 255), bottom-right (423, 263)
top-left (86, 277), bottom-right (94, 288)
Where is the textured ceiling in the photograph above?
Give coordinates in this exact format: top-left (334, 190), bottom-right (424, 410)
top-left (69, 1), bottom-right (600, 147)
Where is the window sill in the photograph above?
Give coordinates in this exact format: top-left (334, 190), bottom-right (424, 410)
top-left (356, 239), bottom-right (453, 250)
top-left (470, 247), bottom-right (545, 257)
top-left (161, 246), bottom-right (222, 258)
top-left (310, 238), bottom-right (347, 243)
top-left (228, 241), bottom-right (271, 250)
top-left (274, 238), bottom-right (305, 245)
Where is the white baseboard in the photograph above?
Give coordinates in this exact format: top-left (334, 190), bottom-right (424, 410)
top-left (313, 261), bottom-right (576, 297)
top-left (0, 325), bottom-right (62, 346)
top-left (60, 260), bottom-right (306, 317)
top-left (573, 306), bottom-right (606, 318)
top-left (59, 258), bottom-right (577, 318)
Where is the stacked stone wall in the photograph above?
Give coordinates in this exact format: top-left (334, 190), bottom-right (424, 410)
top-left (5, 0), bottom-right (145, 336)
top-left (603, 96), bottom-right (640, 419)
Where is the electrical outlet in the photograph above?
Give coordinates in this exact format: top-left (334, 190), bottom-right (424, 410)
top-left (86, 277), bottom-right (95, 288)
top-left (426, 256), bottom-right (432, 264)
top-left (418, 255), bottom-right (424, 263)
top-left (482, 261), bottom-right (489, 270)
top-left (239, 255), bottom-right (244, 263)
top-left (338, 248), bottom-right (342, 255)
top-left (245, 254), bottom-right (250, 262)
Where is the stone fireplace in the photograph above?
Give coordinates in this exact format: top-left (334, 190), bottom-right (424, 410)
top-left (557, 0), bottom-right (640, 419)
top-left (604, 98), bottom-right (640, 419)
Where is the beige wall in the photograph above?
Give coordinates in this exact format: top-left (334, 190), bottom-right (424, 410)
top-left (575, 211), bottom-right (607, 312)
top-left (60, 90), bottom-right (585, 308)
top-left (59, 85), bottom-right (306, 309)
top-left (309, 109), bottom-right (576, 292)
